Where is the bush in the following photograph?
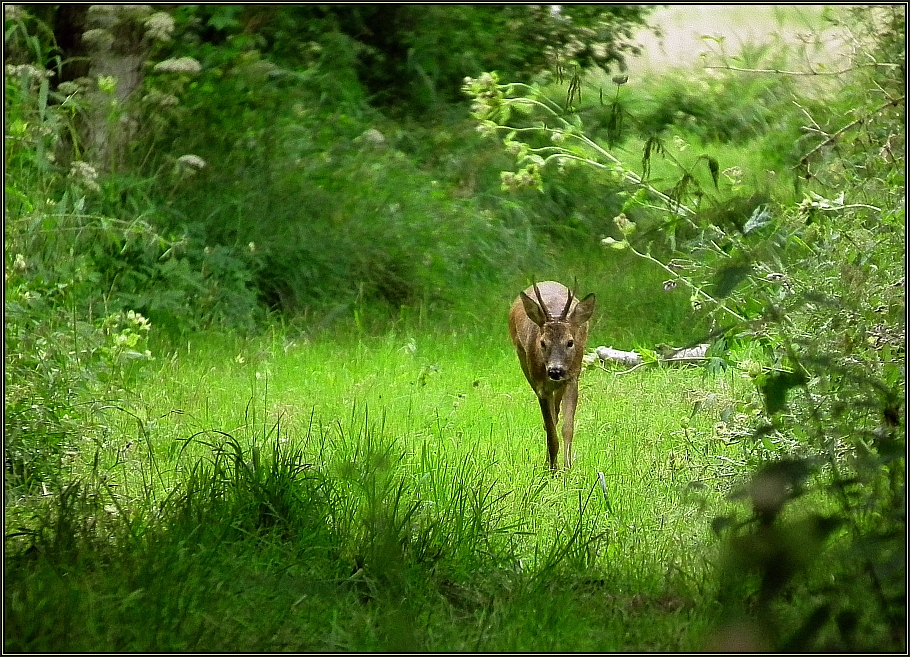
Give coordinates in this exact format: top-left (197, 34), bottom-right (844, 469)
top-left (131, 29), bottom-right (525, 318)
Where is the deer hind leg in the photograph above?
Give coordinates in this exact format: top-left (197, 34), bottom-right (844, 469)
top-left (560, 379), bottom-right (579, 469)
top-left (538, 395), bottom-right (560, 470)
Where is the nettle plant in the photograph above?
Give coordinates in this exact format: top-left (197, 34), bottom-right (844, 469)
top-left (465, 71), bottom-right (750, 328)
top-left (464, 33), bottom-right (904, 646)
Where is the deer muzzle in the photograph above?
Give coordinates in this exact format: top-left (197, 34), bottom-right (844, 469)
top-left (547, 365), bottom-right (567, 381)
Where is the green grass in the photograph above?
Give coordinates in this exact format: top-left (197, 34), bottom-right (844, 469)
top-left (5, 253), bottom-right (759, 652)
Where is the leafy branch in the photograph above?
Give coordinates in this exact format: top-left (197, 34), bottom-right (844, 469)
top-left (464, 73), bottom-right (697, 217)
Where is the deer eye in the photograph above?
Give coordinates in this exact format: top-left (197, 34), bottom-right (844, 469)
top-left (539, 339), bottom-right (547, 350)
top-left (567, 339), bottom-right (574, 348)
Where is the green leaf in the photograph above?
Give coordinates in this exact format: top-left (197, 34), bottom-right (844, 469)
top-left (711, 259), bottom-right (752, 298)
top-left (38, 78), bottom-right (49, 123)
top-left (704, 155), bottom-right (719, 188)
top-left (758, 370), bottom-right (808, 415)
top-left (207, 7), bottom-right (242, 31)
top-left (743, 205), bottom-right (773, 234)
top-left (642, 136), bottom-right (664, 180)
top-left (601, 237), bottom-right (628, 250)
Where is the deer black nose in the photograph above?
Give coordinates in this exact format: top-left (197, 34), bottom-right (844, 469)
top-left (547, 366), bottom-right (566, 380)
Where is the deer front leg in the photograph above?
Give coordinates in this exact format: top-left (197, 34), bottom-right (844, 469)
top-left (560, 379), bottom-right (579, 469)
top-left (538, 395), bottom-right (560, 470)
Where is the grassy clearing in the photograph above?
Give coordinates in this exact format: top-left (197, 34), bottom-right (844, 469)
top-left (5, 252), bottom-right (756, 651)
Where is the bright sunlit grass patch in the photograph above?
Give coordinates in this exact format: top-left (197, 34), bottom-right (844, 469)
top-left (13, 281), bottom-right (751, 651)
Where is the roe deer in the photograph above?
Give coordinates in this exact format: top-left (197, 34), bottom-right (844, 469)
top-left (508, 281), bottom-right (596, 470)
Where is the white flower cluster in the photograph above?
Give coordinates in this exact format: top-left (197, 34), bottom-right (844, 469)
top-left (126, 310), bottom-right (152, 332)
top-left (175, 155), bottom-right (207, 179)
top-left (154, 57), bottom-right (202, 74)
top-left (355, 128), bottom-right (386, 147)
top-left (88, 4), bottom-right (152, 28)
top-left (176, 154), bottom-right (207, 170)
top-left (5, 64), bottom-right (54, 83)
top-left (144, 12), bottom-right (174, 41)
top-left (69, 161), bottom-right (101, 192)
top-left (82, 28), bottom-right (115, 51)
top-left (5, 5), bottom-right (23, 21)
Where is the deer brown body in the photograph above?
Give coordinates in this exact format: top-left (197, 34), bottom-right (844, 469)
top-left (508, 281), bottom-right (596, 470)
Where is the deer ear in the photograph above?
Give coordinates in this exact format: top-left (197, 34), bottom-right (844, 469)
top-left (569, 293), bottom-right (595, 325)
top-left (520, 291), bottom-right (548, 327)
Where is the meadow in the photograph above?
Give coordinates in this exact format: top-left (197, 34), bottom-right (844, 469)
top-left (7, 247), bottom-right (762, 651)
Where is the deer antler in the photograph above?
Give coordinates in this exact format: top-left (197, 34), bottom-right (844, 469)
top-left (533, 282), bottom-right (550, 319)
top-left (559, 287), bottom-right (574, 320)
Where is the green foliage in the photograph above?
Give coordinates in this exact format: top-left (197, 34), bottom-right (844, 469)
top-left (130, 19), bottom-right (525, 317)
top-left (466, 6), bottom-right (905, 650)
top-left (4, 8), bottom-right (265, 335)
top-left (146, 5), bottom-right (653, 115)
top-left (5, 5), bottom-right (657, 334)
top-left (4, 257), bottom-right (155, 492)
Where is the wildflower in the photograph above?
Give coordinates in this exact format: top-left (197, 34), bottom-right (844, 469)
top-left (127, 310), bottom-right (152, 331)
top-left (144, 12), bottom-right (174, 41)
top-left (722, 166), bottom-right (743, 186)
top-left (87, 5), bottom-right (118, 21)
top-left (82, 28), bottom-right (115, 52)
top-left (613, 212), bottom-right (636, 236)
top-left (14, 254), bottom-right (26, 271)
top-left (57, 81), bottom-right (80, 96)
top-left (6, 64), bottom-right (53, 83)
top-left (248, 242), bottom-right (256, 253)
top-left (177, 154), bottom-right (206, 170)
top-left (356, 128), bottom-right (386, 147)
top-left (154, 57), bottom-right (202, 74)
top-left (69, 161), bottom-right (101, 192)
top-left (175, 154), bottom-right (207, 179)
